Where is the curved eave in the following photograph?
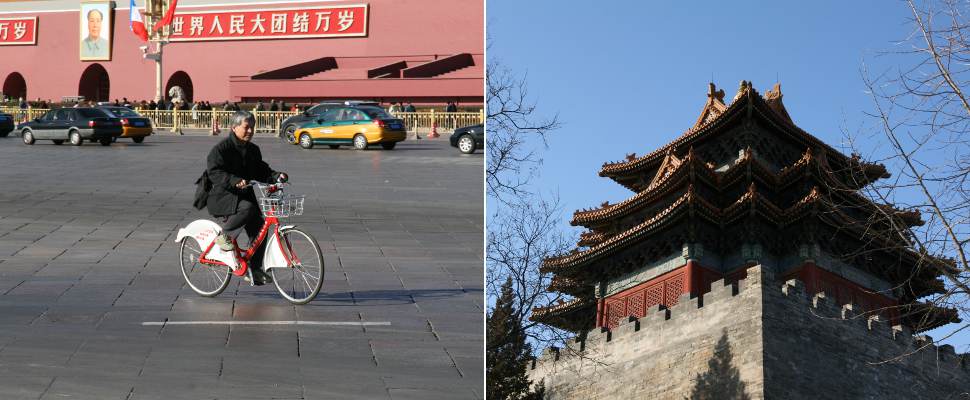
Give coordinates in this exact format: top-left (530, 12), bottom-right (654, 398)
top-left (572, 153), bottom-right (715, 228)
top-left (543, 187), bottom-right (722, 273)
top-left (900, 302), bottom-right (960, 332)
top-left (599, 87), bottom-right (750, 181)
top-left (545, 186), bottom-right (827, 274)
top-left (530, 298), bottom-right (596, 332)
top-left (599, 85), bottom-right (858, 189)
top-left (547, 276), bottom-right (593, 298)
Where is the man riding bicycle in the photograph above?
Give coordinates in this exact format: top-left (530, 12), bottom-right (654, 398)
top-left (206, 110), bottom-right (287, 285)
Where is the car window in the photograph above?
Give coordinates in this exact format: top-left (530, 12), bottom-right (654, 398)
top-left (78, 109), bottom-right (109, 118)
top-left (320, 109), bottom-right (341, 122)
top-left (54, 109), bottom-right (73, 121)
top-left (359, 107), bottom-right (390, 120)
top-left (308, 105), bottom-right (330, 115)
top-left (41, 110), bottom-right (56, 121)
top-left (331, 109), bottom-right (351, 121)
top-left (345, 109), bottom-right (366, 121)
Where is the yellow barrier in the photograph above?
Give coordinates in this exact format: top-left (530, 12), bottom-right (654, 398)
top-left (1, 107), bottom-right (48, 123)
top-left (391, 110), bottom-right (484, 132)
top-left (1, 107), bottom-right (485, 135)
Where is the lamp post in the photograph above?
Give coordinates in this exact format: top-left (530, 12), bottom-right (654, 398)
top-left (142, 0), bottom-right (167, 103)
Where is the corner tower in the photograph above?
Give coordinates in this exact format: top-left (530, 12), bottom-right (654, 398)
top-left (528, 81), bottom-right (967, 399)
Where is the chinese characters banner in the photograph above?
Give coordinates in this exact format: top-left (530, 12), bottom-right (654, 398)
top-left (167, 4), bottom-right (367, 41)
top-left (0, 17), bottom-right (37, 45)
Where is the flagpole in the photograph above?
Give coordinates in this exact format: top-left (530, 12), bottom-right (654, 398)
top-left (144, 0), bottom-right (165, 103)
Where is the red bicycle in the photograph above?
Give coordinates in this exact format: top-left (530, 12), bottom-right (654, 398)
top-left (176, 182), bottom-right (324, 304)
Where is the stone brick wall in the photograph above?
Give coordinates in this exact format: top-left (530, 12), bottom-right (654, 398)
top-left (527, 266), bottom-right (769, 399)
top-left (528, 265), bottom-right (970, 399)
top-left (763, 278), bottom-right (969, 399)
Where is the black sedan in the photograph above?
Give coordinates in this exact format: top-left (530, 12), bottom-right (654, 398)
top-left (19, 108), bottom-right (122, 146)
top-left (0, 112), bottom-right (14, 137)
top-left (449, 123), bottom-right (484, 154)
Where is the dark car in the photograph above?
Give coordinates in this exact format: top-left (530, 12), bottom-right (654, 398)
top-left (279, 100), bottom-right (380, 144)
top-left (97, 106), bottom-right (153, 143)
top-left (449, 123), bottom-right (484, 154)
top-left (19, 107), bottom-right (123, 146)
top-left (0, 112), bottom-right (14, 137)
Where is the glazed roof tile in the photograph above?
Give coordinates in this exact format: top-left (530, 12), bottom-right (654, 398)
top-left (599, 81), bottom-right (855, 187)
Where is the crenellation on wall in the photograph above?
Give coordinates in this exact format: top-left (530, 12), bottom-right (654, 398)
top-left (704, 278), bottom-right (738, 304)
top-left (667, 293), bottom-right (700, 318)
top-left (531, 263), bottom-right (970, 399)
top-left (612, 316), bottom-right (639, 339)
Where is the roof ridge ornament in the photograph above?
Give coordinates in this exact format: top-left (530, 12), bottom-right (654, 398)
top-left (763, 82), bottom-right (794, 124)
top-left (693, 82), bottom-right (730, 131)
top-left (732, 80), bottom-right (750, 102)
top-left (708, 82), bottom-right (725, 104)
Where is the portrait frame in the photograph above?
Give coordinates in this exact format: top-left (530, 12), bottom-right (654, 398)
top-left (79, 0), bottom-right (112, 61)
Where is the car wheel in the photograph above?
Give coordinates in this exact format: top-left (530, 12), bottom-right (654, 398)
top-left (99, 138), bottom-right (111, 146)
top-left (458, 135), bottom-right (475, 154)
top-left (132, 136), bottom-right (145, 143)
top-left (353, 134), bottom-right (368, 150)
top-left (22, 130), bottom-right (34, 145)
top-left (283, 125), bottom-right (297, 144)
top-left (0, 131), bottom-right (8, 138)
top-left (328, 145), bottom-right (340, 149)
top-left (69, 130), bottom-right (82, 146)
top-left (381, 142), bottom-right (396, 150)
top-left (299, 133), bottom-right (313, 149)
top-left (52, 139), bottom-right (64, 145)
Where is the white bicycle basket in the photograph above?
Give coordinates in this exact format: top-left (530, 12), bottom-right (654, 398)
top-left (255, 184), bottom-right (304, 218)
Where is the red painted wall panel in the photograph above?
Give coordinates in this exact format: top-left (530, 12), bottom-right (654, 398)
top-left (0, 0), bottom-right (483, 102)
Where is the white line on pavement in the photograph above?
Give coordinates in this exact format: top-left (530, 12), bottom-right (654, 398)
top-left (141, 321), bottom-right (391, 326)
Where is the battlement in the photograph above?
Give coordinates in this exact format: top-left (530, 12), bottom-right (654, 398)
top-left (528, 264), bottom-right (970, 399)
top-left (774, 277), bottom-right (969, 371)
top-left (530, 264), bottom-right (753, 368)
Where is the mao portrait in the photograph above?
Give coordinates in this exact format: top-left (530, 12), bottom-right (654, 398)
top-left (80, 1), bottom-right (111, 61)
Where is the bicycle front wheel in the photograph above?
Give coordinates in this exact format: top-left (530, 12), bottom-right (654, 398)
top-left (180, 237), bottom-right (232, 297)
top-left (271, 228), bottom-right (324, 304)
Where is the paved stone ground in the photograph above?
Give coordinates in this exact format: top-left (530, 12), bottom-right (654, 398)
top-left (0, 134), bottom-right (483, 399)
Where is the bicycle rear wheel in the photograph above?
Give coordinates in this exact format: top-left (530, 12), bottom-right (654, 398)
top-left (180, 237), bottom-right (232, 297)
top-left (271, 228), bottom-right (324, 304)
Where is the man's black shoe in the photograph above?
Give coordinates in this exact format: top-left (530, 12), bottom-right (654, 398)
top-left (253, 270), bottom-right (274, 286)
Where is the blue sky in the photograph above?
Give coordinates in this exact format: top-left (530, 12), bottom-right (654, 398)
top-left (489, 1), bottom-right (970, 349)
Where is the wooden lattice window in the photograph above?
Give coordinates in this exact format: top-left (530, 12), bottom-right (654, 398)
top-left (628, 290), bottom-right (645, 319)
top-left (665, 273), bottom-right (685, 307)
top-left (645, 285), bottom-right (664, 310)
top-left (605, 299), bottom-right (625, 329)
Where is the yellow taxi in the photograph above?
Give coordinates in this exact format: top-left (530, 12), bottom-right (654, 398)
top-left (98, 106), bottom-right (153, 143)
top-left (295, 105), bottom-right (406, 150)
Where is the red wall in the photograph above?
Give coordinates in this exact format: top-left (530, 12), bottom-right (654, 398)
top-left (0, 0), bottom-right (484, 102)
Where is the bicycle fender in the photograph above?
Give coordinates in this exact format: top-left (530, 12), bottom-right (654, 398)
top-left (262, 225), bottom-right (296, 270)
top-left (176, 219), bottom-right (238, 269)
top-left (175, 219), bottom-right (222, 243)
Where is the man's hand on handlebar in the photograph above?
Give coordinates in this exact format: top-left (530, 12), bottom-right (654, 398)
top-left (236, 179), bottom-right (248, 189)
top-left (277, 173), bottom-right (288, 183)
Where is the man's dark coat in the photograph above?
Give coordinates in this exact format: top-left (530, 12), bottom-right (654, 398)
top-left (205, 134), bottom-right (278, 217)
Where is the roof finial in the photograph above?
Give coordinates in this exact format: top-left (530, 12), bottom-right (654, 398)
top-left (626, 153), bottom-right (637, 162)
top-left (765, 82), bottom-right (783, 100)
top-left (707, 82), bottom-right (725, 103)
top-left (733, 80), bottom-right (750, 102)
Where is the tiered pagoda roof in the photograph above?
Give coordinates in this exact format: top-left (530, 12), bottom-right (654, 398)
top-left (533, 81), bottom-right (958, 333)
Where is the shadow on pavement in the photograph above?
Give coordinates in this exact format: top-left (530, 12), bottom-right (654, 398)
top-left (245, 288), bottom-right (477, 305)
